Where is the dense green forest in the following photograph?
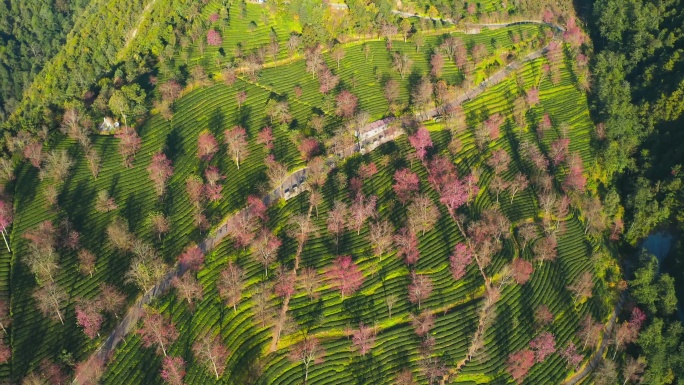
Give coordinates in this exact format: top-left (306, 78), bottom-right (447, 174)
top-left (590, 0), bottom-right (684, 382)
top-left (0, 0), bottom-right (91, 122)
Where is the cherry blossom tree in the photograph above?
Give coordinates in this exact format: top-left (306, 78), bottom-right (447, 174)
top-left (207, 29), bottom-right (222, 46)
top-left (368, 220), bottom-right (393, 262)
top-left (350, 322), bottom-right (377, 356)
top-left (149, 212), bottom-right (170, 241)
top-left (407, 194), bottom-right (438, 236)
top-left (257, 126), bottom-right (275, 151)
top-left (265, 155), bottom-right (289, 197)
top-left (392, 52), bottom-right (413, 80)
top-left (171, 274), bottom-right (203, 310)
top-left (484, 113), bottom-right (504, 141)
top-left (160, 356), bottom-right (186, 385)
top-left (577, 315), bottom-right (603, 350)
top-left (178, 245), bottom-right (204, 272)
top-left (507, 348), bottom-right (535, 383)
top-left (326, 256), bottom-right (364, 299)
top-left (430, 52), bottom-right (445, 78)
top-left (318, 67), bottom-right (339, 94)
top-left (23, 141), bottom-right (43, 168)
top-left (218, 261), bottom-right (245, 312)
top-left (560, 342), bottom-right (583, 370)
top-left (99, 282), bottom-right (126, 317)
top-left (224, 126), bottom-right (250, 169)
top-left (298, 267), bottom-right (321, 300)
top-left (395, 227), bottom-right (420, 265)
top-left (537, 113), bottom-right (552, 139)
top-left (138, 308), bottom-right (179, 356)
top-left (336, 90), bottom-right (358, 118)
top-left (412, 77), bottom-right (434, 111)
top-left (193, 333), bottom-right (230, 379)
top-left (489, 175), bottom-right (510, 204)
top-left (511, 258), bottom-right (534, 284)
top-left (236, 91), bottom-right (247, 110)
top-left (349, 195), bottom-right (376, 235)
top-left (197, 131), bottom-right (219, 161)
top-left (327, 201), bottom-right (349, 248)
top-left (449, 243), bottom-right (473, 280)
top-left (526, 88), bottom-right (540, 106)
top-left (384, 79), bottom-right (400, 108)
top-left (33, 282), bottom-right (67, 324)
top-left (550, 137), bottom-right (570, 165)
top-left (289, 337), bottom-right (325, 384)
top-left (251, 230), bottom-right (281, 277)
top-left (393, 168), bottom-right (420, 205)
top-left (508, 173), bottom-right (529, 203)
top-left (147, 152), bottom-right (174, 197)
top-left (530, 332), bottom-right (556, 362)
top-left (471, 43), bottom-right (487, 62)
top-left (411, 311), bottom-right (435, 337)
top-left (564, 153), bottom-right (587, 193)
top-left (534, 305), bottom-right (554, 328)
top-left (75, 298), bottom-right (104, 339)
top-left (568, 271), bottom-right (594, 304)
top-left (115, 126), bottom-right (142, 167)
top-left (0, 341), bottom-right (9, 364)
top-left (274, 267), bottom-right (297, 298)
top-left (77, 249), bottom-right (96, 277)
top-left (533, 235), bottom-right (557, 266)
top-left (487, 149), bottom-right (510, 175)
top-left (298, 138), bottom-right (320, 162)
top-left (622, 356), bottom-right (646, 384)
top-left (408, 272), bottom-right (433, 310)
top-left (409, 126), bottom-right (433, 161)
top-left (74, 356), bottom-right (105, 385)
top-left (95, 190), bottom-right (118, 213)
top-left (395, 368), bottom-right (417, 385)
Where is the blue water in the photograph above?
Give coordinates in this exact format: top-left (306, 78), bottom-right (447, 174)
top-left (642, 232), bottom-right (673, 265)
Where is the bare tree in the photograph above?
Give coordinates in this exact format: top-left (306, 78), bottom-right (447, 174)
top-left (33, 282), bottom-right (67, 324)
top-left (193, 333), bottom-right (230, 379)
top-left (288, 337), bottom-right (325, 384)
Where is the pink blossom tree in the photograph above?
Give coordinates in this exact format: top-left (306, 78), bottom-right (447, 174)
top-left (511, 258), bottom-right (534, 284)
top-left (115, 126), bottom-right (142, 167)
top-left (288, 337), bottom-right (325, 384)
top-left (218, 262), bottom-right (245, 312)
top-left (197, 131), bottom-right (219, 161)
top-left (178, 245), bottom-right (204, 272)
top-left (529, 332), bottom-right (556, 362)
top-left (526, 88), bottom-right (540, 106)
top-left (326, 256), bottom-right (364, 299)
top-left (138, 308), bottom-right (179, 356)
top-left (274, 267), bottom-right (297, 298)
top-left (0, 200), bottom-right (12, 252)
top-left (395, 227), bottom-right (420, 265)
top-left (250, 230), bottom-right (281, 277)
top-left (450, 243), bottom-right (473, 280)
top-left (160, 356), bottom-right (186, 385)
top-left (75, 299), bottom-right (104, 339)
top-left (550, 137), bottom-right (570, 165)
top-left (393, 168), bottom-right (420, 205)
top-left (411, 311), bottom-right (435, 337)
top-left (409, 126), bottom-right (433, 161)
top-left (224, 126), bottom-right (250, 169)
top-left (193, 334), bottom-right (230, 379)
top-left (298, 138), bottom-right (320, 162)
top-left (336, 90), bottom-right (358, 118)
top-left (207, 30), bottom-right (222, 46)
top-left (560, 342), bottom-right (583, 370)
top-left (534, 305), bottom-right (554, 328)
top-left (487, 149), bottom-right (510, 175)
top-left (484, 113), bottom-right (504, 141)
top-left (351, 322), bottom-right (377, 356)
top-left (257, 126), bottom-right (275, 151)
top-left (507, 349), bottom-right (535, 383)
top-left (563, 154), bottom-right (587, 193)
top-left (147, 152), bottom-right (174, 197)
top-left (408, 272), bottom-right (433, 309)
